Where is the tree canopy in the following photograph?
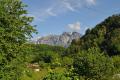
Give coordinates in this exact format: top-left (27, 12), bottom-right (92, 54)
top-left (0, 0), bottom-right (36, 79)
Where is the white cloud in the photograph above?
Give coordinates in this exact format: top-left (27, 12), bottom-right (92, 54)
top-left (29, 7), bottom-right (57, 22)
top-left (86, 0), bottom-right (96, 5)
top-left (46, 8), bottom-right (57, 16)
top-left (67, 22), bottom-right (80, 32)
top-left (31, 0), bottom-right (96, 22)
top-left (62, 1), bottom-right (76, 11)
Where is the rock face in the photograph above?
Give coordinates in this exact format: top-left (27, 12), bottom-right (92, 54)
top-left (36, 32), bottom-right (80, 47)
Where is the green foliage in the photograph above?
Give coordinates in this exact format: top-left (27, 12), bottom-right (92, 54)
top-left (30, 44), bottom-right (63, 62)
top-left (104, 29), bottom-right (120, 55)
top-left (23, 44), bottom-right (65, 69)
top-left (73, 47), bottom-right (115, 80)
top-left (62, 56), bottom-right (73, 67)
top-left (112, 56), bottom-right (120, 73)
top-left (71, 14), bottom-right (120, 56)
top-left (43, 72), bottom-right (70, 80)
top-left (0, 0), bottom-right (36, 79)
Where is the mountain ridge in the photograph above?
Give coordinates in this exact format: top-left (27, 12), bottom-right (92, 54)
top-left (32, 32), bottom-right (81, 47)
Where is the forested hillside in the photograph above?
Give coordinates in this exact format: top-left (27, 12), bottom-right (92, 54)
top-left (71, 14), bottom-right (120, 56)
top-left (0, 0), bottom-right (120, 80)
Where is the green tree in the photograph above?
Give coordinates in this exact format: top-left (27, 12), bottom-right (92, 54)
top-left (73, 47), bottom-right (115, 80)
top-left (0, 0), bottom-right (36, 79)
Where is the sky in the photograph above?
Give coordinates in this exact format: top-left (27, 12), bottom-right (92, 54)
top-left (23, 0), bottom-right (120, 38)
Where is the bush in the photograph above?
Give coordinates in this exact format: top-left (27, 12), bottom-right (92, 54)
top-left (73, 47), bottom-right (115, 80)
top-left (43, 72), bottom-right (70, 80)
top-left (62, 57), bottom-right (73, 67)
top-left (112, 56), bottom-right (120, 73)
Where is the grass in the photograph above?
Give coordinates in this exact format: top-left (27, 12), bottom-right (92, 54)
top-left (20, 67), bottom-right (66, 80)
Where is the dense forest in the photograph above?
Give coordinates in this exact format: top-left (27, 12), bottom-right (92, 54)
top-left (0, 0), bottom-right (120, 80)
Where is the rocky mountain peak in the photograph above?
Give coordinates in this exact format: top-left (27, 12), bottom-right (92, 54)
top-left (34, 32), bottom-right (81, 47)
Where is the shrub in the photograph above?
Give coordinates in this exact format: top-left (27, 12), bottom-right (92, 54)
top-left (43, 72), bottom-right (70, 80)
top-left (73, 47), bottom-right (115, 80)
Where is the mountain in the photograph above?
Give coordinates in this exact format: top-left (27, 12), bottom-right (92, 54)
top-left (35, 32), bottom-right (81, 47)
